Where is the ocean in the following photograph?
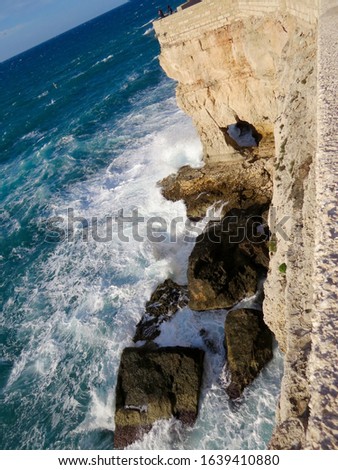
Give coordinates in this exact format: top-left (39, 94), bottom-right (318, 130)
top-left (0, 0), bottom-right (283, 450)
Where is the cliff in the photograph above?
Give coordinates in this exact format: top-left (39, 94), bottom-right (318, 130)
top-left (154, 0), bottom-right (338, 449)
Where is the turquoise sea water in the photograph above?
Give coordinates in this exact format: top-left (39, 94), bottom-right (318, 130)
top-left (0, 0), bottom-right (283, 450)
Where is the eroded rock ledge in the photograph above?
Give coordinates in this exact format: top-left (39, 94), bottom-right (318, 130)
top-left (159, 158), bottom-right (273, 220)
top-left (133, 279), bottom-right (188, 342)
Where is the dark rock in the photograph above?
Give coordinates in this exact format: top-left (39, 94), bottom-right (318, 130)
top-left (133, 279), bottom-right (188, 342)
top-left (224, 309), bottom-right (273, 399)
top-left (238, 240), bottom-right (270, 270)
top-left (231, 276), bottom-right (266, 311)
top-left (114, 346), bottom-right (204, 449)
top-left (114, 424), bottom-right (152, 451)
top-left (199, 328), bottom-right (218, 354)
top-left (234, 115), bottom-right (263, 145)
top-left (188, 206), bottom-right (269, 311)
top-left (145, 279), bottom-right (188, 316)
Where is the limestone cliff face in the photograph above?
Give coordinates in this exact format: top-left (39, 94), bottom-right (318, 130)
top-left (154, 6), bottom-right (330, 449)
top-left (158, 15), bottom-right (291, 162)
top-left (264, 24), bottom-right (317, 449)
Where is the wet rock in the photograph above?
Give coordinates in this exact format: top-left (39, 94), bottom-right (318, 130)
top-left (114, 346), bottom-right (204, 449)
top-left (238, 236), bottom-right (270, 270)
top-left (188, 206), bottom-right (269, 311)
top-left (133, 279), bottom-right (188, 342)
top-left (199, 328), bottom-right (218, 354)
top-left (224, 309), bottom-right (273, 399)
top-left (159, 159), bottom-right (273, 220)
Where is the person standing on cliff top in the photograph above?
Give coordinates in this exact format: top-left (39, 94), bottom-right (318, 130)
top-left (167, 5), bottom-right (173, 14)
top-left (158, 9), bottom-right (165, 18)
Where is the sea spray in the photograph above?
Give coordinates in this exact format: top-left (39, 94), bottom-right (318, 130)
top-left (0, 0), bottom-right (282, 450)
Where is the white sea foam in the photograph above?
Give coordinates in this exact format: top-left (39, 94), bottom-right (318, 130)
top-left (143, 27), bottom-right (154, 36)
top-left (129, 308), bottom-right (283, 450)
top-left (119, 72), bottom-right (140, 90)
top-left (57, 135), bottom-right (75, 146)
top-left (20, 130), bottom-right (44, 141)
top-left (140, 18), bottom-right (156, 28)
top-left (37, 91), bottom-right (49, 99)
top-left (70, 71), bottom-right (86, 80)
top-left (93, 54), bottom-right (114, 67)
top-left (3, 80), bottom-right (282, 449)
top-left (75, 388), bottom-right (115, 433)
top-left (46, 99), bottom-right (56, 107)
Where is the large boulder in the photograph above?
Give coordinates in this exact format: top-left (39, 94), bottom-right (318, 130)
top-left (133, 279), bottom-right (188, 343)
top-left (114, 347), bottom-right (204, 449)
top-left (224, 309), bottom-right (273, 399)
top-left (188, 206), bottom-right (269, 311)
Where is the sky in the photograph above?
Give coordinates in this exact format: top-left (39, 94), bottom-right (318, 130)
top-left (0, 0), bottom-right (128, 62)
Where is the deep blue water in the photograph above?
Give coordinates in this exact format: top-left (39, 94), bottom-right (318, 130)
top-left (0, 0), bottom-right (283, 450)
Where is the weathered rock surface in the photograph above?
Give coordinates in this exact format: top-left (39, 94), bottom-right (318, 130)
top-left (268, 418), bottom-right (306, 450)
top-left (114, 347), bottom-right (204, 449)
top-left (224, 309), bottom-right (273, 399)
top-left (305, 3), bottom-right (338, 449)
top-left (134, 279), bottom-right (188, 342)
top-left (159, 159), bottom-right (273, 220)
top-left (188, 206), bottom-right (269, 310)
top-left (158, 14), bottom-right (287, 162)
top-left (262, 22), bottom-right (319, 448)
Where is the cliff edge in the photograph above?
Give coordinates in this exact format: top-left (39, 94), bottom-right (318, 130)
top-left (154, 0), bottom-right (338, 449)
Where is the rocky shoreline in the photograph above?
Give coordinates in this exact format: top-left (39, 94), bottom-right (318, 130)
top-left (113, 126), bottom-right (276, 448)
top-left (114, 2), bottom-right (338, 450)
top-left (151, 2), bottom-right (338, 449)
top-left (114, 346), bottom-right (204, 449)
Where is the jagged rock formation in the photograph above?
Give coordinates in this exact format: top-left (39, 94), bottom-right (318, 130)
top-left (114, 347), bottom-right (204, 449)
top-left (224, 309), bottom-right (273, 399)
top-left (134, 279), bottom-right (188, 342)
top-left (154, 0), bottom-right (338, 449)
top-left (159, 158), bottom-right (273, 220)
